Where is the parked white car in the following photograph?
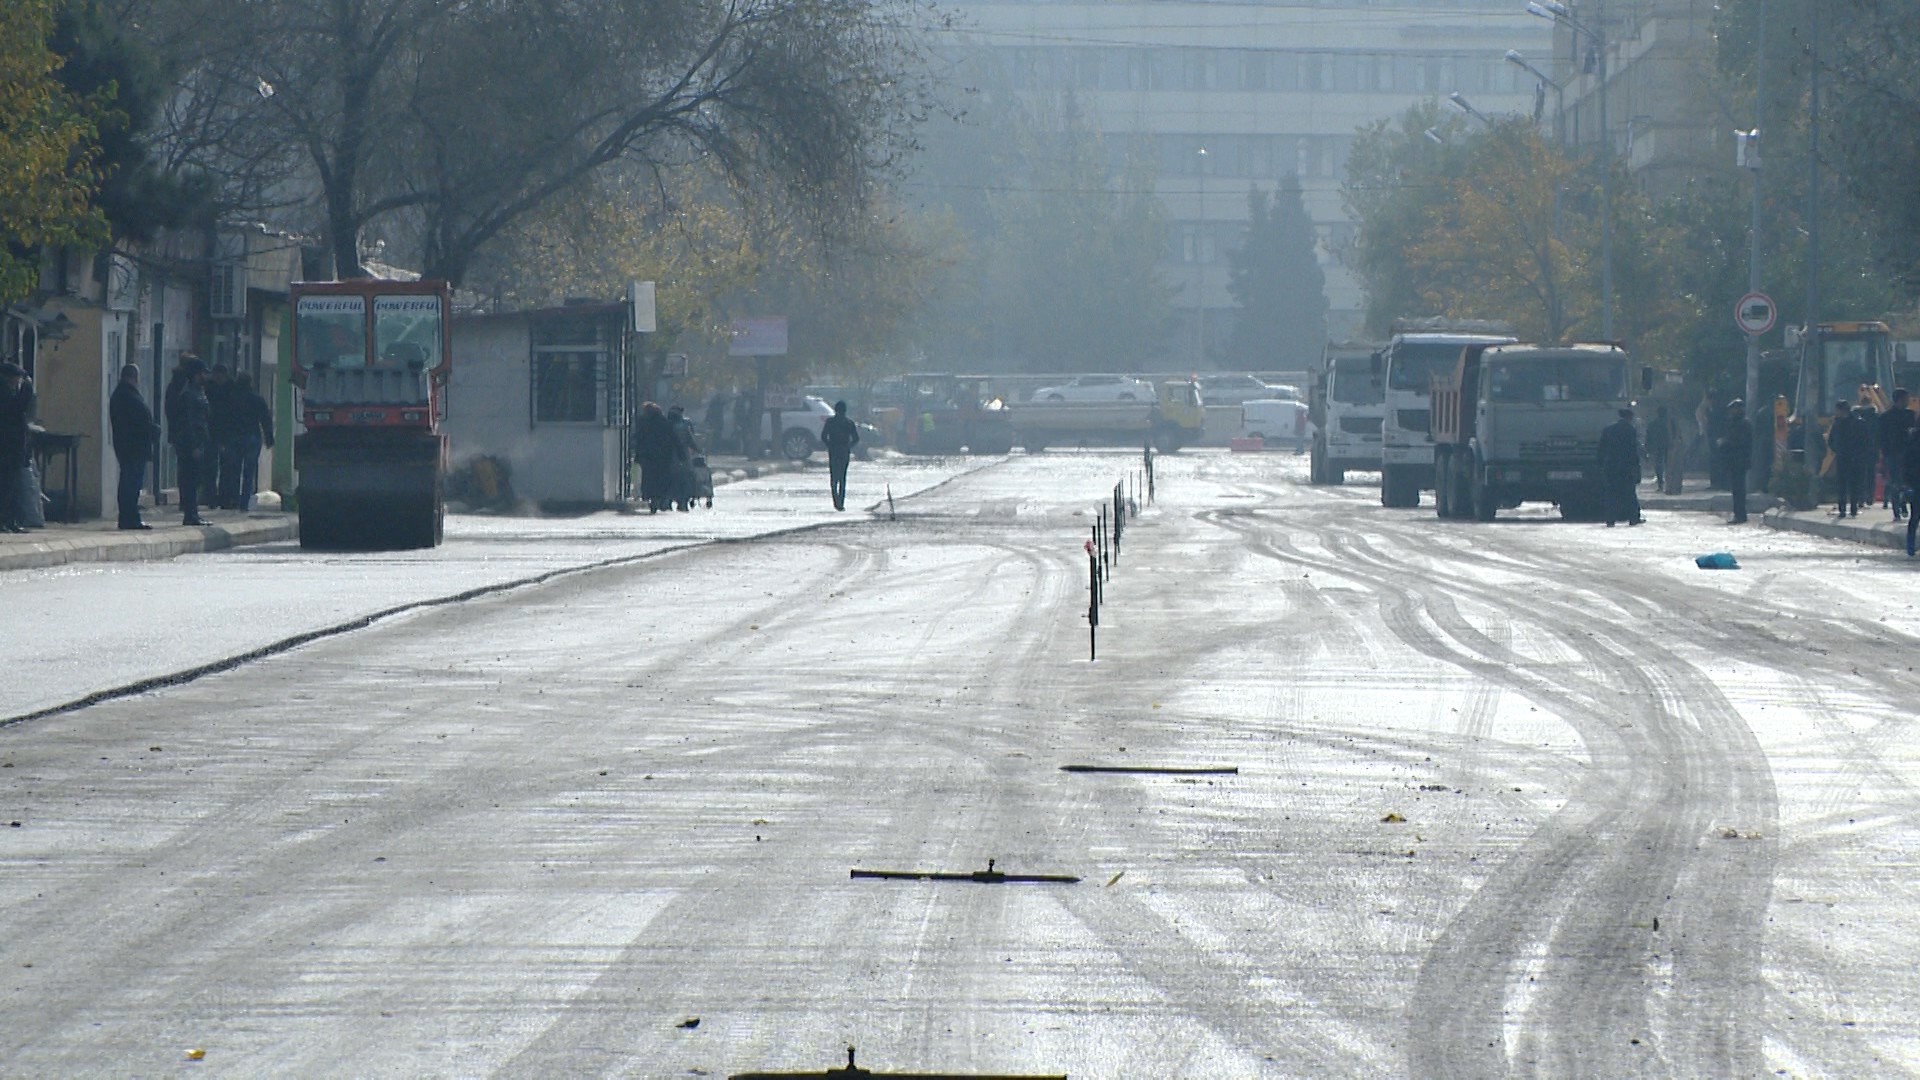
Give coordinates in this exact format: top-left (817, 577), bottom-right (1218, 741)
top-left (759, 396), bottom-right (838, 460)
top-left (1239, 398), bottom-right (1312, 450)
top-left (1199, 373), bottom-right (1291, 406)
top-left (1030, 374), bottom-right (1155, 403)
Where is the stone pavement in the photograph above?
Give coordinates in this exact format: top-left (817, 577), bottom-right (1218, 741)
top-left (0, 454), bottom-right (814, 573)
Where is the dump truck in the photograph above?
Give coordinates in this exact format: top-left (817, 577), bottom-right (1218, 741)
top-left (1011, 379), bottom-right (1205, 452)
top-left (1431, 342), bottom-right (1647, 521)
top-left (290, 279), bottom-right (451, 549)
top-left (1309, 340), bottom-right (1384, 484)
top-left (1377, 319), bottom-right (1516, 507)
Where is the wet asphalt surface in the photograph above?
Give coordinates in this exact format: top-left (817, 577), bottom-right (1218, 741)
top-left (3, 450), bottom-right (1917, 1078)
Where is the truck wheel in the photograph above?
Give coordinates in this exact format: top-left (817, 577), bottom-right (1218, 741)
top-left (1472, 477), bottom-right (1498, 521)
top-left (1433, 452), bottom-right (1451, 518)
top-left (782, 428), bottom-right (816, 461)
top-left (1382, 467), bottom-right (1418, 508)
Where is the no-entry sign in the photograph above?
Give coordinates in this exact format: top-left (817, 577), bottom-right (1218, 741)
top-left (1736, 292), bottom-right (1776, 336)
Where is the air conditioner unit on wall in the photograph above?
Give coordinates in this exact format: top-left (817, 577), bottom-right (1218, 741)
top-left (210, 261), bottom-right (246, 320)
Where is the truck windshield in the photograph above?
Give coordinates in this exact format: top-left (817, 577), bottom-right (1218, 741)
top-left (1816, 338), bottom-right (1879, 408)
top-left (1331, 357), bottom-right (1384, 404)
top-left (296, 295), bottom-right (367, 369)
top-left (1386, 342), bottom-right (1464, 391)
top-left (1486, 356), bottom-right (1628, 402)
top-left (373, 294), bottom-right (443, 370)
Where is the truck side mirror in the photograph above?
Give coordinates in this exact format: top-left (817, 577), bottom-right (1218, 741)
top-left (1641, 366), bottom-right (1654, 392)
top-left (1370, 350), bottom-right (1383, 384)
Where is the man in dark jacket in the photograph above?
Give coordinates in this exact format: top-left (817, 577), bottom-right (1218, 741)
top-left (206, 364), bottom-right (241, 508)
top-left (1596, 407), bottom-right (1643, 527)
top-left (1645, 405), bottom-right (1675, 492)
top-left (166, 356), bottom-right (212, 526)
top-left (0, 361), bottom-right (31, 533)
top-left (1905, 421), bottom-right (1920, 557)
top-left (109, 364), bottom-right (158, 529)
top-left (230, 373), bottom-right (275, 510)
top-left (1830, 400), bottom-right (1873, 518)
top-left (1877, 389), bottom-right (1913, 520)
top-left (821, 400), bottom-right (860, 511)
top-left (631, 402), bottom-right (677, 513)
top-left (1717, 399), bottom-right (1754, 524)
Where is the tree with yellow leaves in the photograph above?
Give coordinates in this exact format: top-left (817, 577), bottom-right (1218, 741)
top-left (0, 0), bottom-right (106, 303)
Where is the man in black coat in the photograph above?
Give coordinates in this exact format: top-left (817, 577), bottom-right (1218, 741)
top-left (206, 364), bottom-right (241, 509)
top-left (0, 361), bottom-right (31, 533)
top-left (1877, 389), bottom-right (1913, 520)
top-left (109, 363), bottom-right (158, 530)
top-left (1596, 407), bottom-right (1643, 527)
top-left (631, 402), bottom-right (677, 513)
top-left (1829, 400), bottom-right (1873, 518)
top-left (820, 400), bottom-right (860, 511)
top-left (1905, 421), bottom-right (1920, 557)
top-left (1717, 399), bottom-right (1754, 524)
top-left (166, 356), bottom-right (212, 526)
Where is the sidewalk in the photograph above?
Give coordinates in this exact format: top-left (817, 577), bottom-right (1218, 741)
top-left (1642, 477), bottom-right (1911, 552)
top-left (0, 509), bottom-right (298, 572)
top-left (0, 454), bottom-right (818, 573)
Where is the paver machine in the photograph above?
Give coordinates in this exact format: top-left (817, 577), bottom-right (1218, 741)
top-left (289, 279), bottom-right (451, 550)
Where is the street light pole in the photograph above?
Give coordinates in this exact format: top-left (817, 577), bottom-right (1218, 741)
top-left (1745, 1), bottom-right (1766, 485)
top-left (1505, 50), bottom-right (1565, 147)
top-left (1195, 146), bottom-right (1208, 368)
top-left (1528, 0), bottom-right (1614, 341)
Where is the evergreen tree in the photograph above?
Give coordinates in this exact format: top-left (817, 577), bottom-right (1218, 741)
top-left (1226, 175), bottom-right (1327, 369)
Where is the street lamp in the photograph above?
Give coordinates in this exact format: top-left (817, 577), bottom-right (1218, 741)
top-left (1505, 49), bottom-right (1565, 146)
top-left (1423, 128), bottom-right (1446, 146)
top-left (1528, 0), bottom-right (1613, 341)
top-left (1448, 92), bottom-right (1491, 126)
top-left (1194, 146), bottom-right (1208, 368)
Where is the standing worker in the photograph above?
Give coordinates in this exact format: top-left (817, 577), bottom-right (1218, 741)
top-left (166, 356), bottom-right (212, 527)
top-left (1830, 400), bottom-right (1873, 519)
top-left (1877, 388), bottom-right (1912, 521)
top-left (631, 401), bottom-right (676, 513)
top-left (1645, 404), bottom-right (1675, 492)
top-left (1597, 407), bottom-right (1644, 528)
top-left (821, 400), bottom-right (860, 511)
top-left (1904, 418), bottom-right (1920, 557)
top-left (231, 373), bottom-right (275, 510)
top-left (1717, 399), bottom-right (1753, 524)
top-left (109, 364), bottom-right (158, 530)
top-left (0, 361), bottom-right (31, 533)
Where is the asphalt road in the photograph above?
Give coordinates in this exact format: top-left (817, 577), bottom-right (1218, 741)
top-left (3, 450), bottom-right (1917, 1078)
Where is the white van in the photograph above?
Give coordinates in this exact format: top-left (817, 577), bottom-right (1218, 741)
top-left (1239, 399), bottom-right (1311, 450)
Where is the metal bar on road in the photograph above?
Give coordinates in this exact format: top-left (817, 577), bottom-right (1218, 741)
top-left (1059, 764), bottom-right (1239, 776)
top-left (850, 860), bottom-right (1081, 885)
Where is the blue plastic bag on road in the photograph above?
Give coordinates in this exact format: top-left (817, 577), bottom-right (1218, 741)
top-left (1694, 552), bottom-right (1739, 570)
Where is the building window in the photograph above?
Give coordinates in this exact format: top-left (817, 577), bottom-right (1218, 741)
top-left (531, 314), bottom-right (612, 424)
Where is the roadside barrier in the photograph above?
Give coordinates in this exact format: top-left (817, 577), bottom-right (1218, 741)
top-left (1086, 462), bottom-right (1146, 662)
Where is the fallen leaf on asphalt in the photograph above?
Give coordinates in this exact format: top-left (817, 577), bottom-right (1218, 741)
top-left (1382, 812), bottom-right (1406, 824)
top-left (1106, 871), bottom-right (1125, 887)
top-left (678, 1017), bottom-right (701, 1029)
top-left (185, 1049), bottom-right (205, 1061)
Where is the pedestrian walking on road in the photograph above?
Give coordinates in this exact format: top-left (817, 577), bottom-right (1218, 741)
top-left (0, 361), bottom-right (32, 533)
top-left (631, 401), bottom-right (676, 513)
top-left (1597, 407), bottom-right (1644, 527)
top-left (1717, 399), bottom-right (1753, 524)
top-left (109, 364), bottom-right (158, 530)
top-left (165, 356), bottom-right (212, 526)
top-left (1830, 400), bottom-right (1873, 518)
top-left (1877, 389), bottom-right (1913, 521)
top-left (821, 399), bottom-right (860, 511)
top-left (1645, 405), bottom-right (1675, 491)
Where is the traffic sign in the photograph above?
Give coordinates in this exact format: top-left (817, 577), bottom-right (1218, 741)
top-left (1736, 291), bottom-right (1776, 336)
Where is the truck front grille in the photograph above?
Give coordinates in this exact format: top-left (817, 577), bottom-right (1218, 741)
top-left (1339, 416), bottom-right (1383, 434)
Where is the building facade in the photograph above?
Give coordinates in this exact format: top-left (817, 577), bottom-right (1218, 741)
top-left (940, 0), bottom-right (1550, 350)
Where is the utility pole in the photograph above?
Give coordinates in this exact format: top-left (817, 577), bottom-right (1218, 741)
top-left (1745, 1), bottom-right (1766, 485)
top-left (1801, 14), bottom-right (1823, 510)
top-left (1596, 0), bottom-right (1613, 342)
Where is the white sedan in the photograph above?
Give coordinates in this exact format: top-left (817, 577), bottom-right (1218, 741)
top-left (1030, 374), bottom-right (1155, 402)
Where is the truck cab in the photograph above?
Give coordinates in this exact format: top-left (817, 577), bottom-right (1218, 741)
top-left (1432, 342), bottom-right (1641, 521)
top-left (1310, 341), bottom-right (1383, 484)
top-left (1377, 320), bottom-right (1515, 507)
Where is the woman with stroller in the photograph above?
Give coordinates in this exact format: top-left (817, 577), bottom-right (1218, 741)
top-left (632, 402), bottom-right (677, 513)
top-left (666, 405), bottom-right (701, 512)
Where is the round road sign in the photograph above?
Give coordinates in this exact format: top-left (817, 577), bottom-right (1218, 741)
top-left (1736, 291), bottom-right (1776, 336)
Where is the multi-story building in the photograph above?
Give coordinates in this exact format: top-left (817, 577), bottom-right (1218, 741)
top-left (1543, 0), bottom-right (1726, 199)
top-left (939, 0), bottom-right (1550, 352)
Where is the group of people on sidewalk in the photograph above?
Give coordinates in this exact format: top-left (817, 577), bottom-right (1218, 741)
top-left (105, 354), bottom-right (274, 531)
top-left (631, 398), bottom-right (861, 513)
top-left (1828, 389), bottom-right (1920, 557)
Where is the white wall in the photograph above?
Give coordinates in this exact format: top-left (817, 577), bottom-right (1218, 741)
top-left (448, 316), bottom-right (624, 507)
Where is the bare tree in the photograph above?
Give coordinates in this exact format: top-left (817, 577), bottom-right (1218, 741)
top-left (135, 0), bottom-right (936, 281)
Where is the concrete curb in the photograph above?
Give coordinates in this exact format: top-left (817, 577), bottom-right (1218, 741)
top-left (0, 516), bottom-right (299, 573)
top-left (1761, 508), bottom-right (1911, 551)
